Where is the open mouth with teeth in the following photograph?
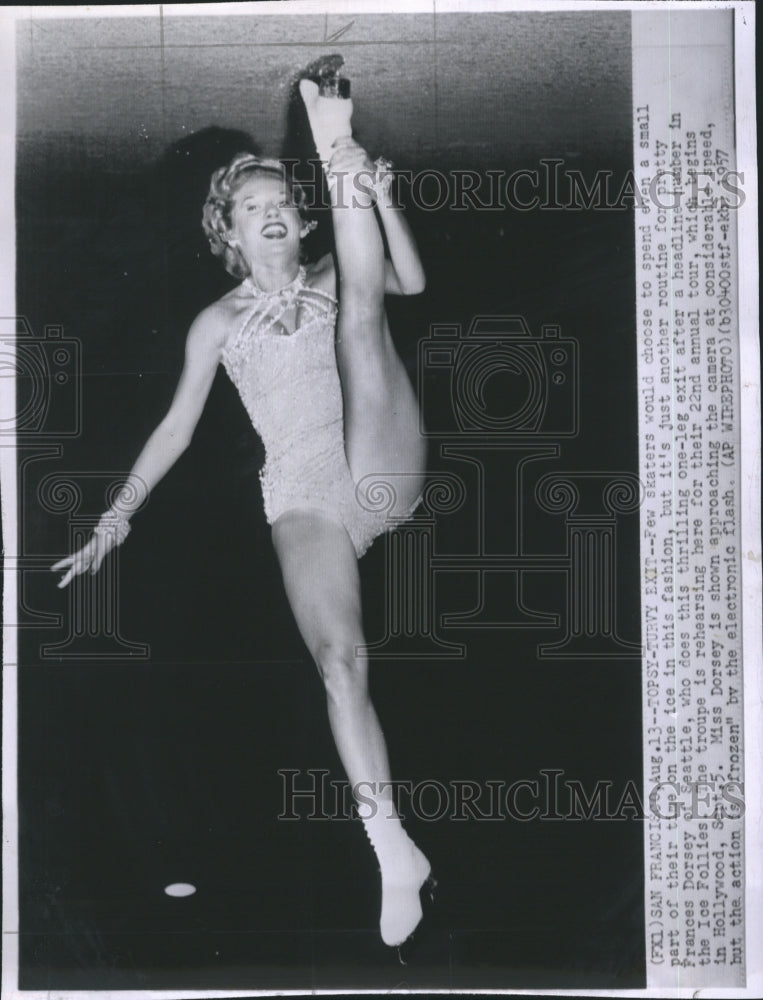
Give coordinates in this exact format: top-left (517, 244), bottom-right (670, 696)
top-left (261, 222), bottom-right (288, 239)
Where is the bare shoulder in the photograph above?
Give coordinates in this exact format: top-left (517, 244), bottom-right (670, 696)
top-left (187, 296), bottom-right (239, 357)
top-left (305, 253), bottom-right (337, 298)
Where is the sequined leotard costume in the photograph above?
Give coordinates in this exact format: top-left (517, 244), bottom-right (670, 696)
top-left (221, 267), bottom-right (420, 557)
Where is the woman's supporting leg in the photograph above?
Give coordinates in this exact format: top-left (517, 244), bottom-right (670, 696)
top-left (299, 79), bottom-right (426, 518)
top-left (271, 509), bottom-right (431, 946)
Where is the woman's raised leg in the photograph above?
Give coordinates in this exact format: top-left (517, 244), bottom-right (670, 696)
top-left (299, 77), bottom-right (426, 518)
top-left (271, 508), bottom-right (431, 946)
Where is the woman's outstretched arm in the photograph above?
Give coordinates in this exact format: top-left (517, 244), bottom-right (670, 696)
top-left (114, 307), bottom-right (224, 508)
top-left (51, 306), bottom-right (225, 587)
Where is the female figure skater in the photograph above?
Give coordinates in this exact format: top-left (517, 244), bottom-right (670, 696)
top-left (52, 58), bottom-right (433, 952)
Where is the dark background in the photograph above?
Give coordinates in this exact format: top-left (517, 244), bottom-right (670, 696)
top-left (15, 10), bottom-right (644, 991)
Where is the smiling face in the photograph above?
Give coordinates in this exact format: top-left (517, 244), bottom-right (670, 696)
top-left (227, 172), bottom-right (305, 270)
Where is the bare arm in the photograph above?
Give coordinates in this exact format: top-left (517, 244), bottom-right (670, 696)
top-left (376, 177), bottom-right (426, 296)
top-left (52, 306), bottom-right (225, 586)
top-left (113, 307), bottom-right (224, 513)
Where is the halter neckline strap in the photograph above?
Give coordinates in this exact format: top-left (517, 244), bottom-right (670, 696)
top-left (243, 266), bottom-right (306, 300)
